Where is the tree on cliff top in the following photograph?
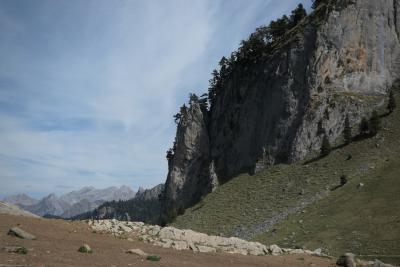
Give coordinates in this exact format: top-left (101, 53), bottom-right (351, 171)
top-left (290, 4), bottom-right (307, 26)
top-left (312, 0), bottom-right (328, 9)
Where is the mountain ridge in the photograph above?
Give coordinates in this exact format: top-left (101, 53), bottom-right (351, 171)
top-left (3, 185), bottom-right (136, 218)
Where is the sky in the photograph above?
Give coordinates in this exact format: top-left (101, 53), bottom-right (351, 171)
top-left (0, 0), bottom-right (311, 199)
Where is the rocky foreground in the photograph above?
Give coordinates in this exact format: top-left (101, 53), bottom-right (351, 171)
top-left (89, 219), bottom-right (304, 256)
top-left (88, 219), bottom-right (396, 267)
top-left (0, 214), bottom-right (337, 267)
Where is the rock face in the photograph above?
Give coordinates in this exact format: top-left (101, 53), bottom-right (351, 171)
top-left (162, 0), bottom-right (400, 220)
top-left (163, 102), bottom-right (216, 221)
top-left (135, 184), bottom-right (164, 202)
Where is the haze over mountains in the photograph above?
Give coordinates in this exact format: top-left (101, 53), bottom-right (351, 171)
top-left (3, 186), bottom-right (136, 218)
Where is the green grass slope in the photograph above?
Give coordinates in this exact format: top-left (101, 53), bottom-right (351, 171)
top-left (172, 89), bottom-right (400, 264)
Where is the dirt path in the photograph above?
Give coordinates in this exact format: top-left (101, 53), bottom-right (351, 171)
top-left (0, 214), bottom-right (336, 267)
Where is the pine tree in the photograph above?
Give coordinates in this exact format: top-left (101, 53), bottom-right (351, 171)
top-left (369, 110), bottom-right (381, 136)
top-left (359, 117), bottom-right (369, 136)
top-left (290, 4), bottom-right (307, 27)
top-left (343, 115), bottom-right (352, 144)
top-left (320, 134), bottom-right (331, 157)
top-left (388, 90), bottom-right (396, 113)
top-left (312, 0), bottom-right (326, 9)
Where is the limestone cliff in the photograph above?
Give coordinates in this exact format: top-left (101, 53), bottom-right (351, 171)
top-left (162, 0), bottom-right (400, 221)
top-left (162, 101), bottom-right (217, 221)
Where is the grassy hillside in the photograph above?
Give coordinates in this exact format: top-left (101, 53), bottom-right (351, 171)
top-left (172, 88), bottom-right (400, 264)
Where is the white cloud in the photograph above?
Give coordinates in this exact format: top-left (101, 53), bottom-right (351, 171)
top-left (0, 0), bottom-right (310, 198)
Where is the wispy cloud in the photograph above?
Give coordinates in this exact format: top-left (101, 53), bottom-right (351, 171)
top-left (0, 0), bottom-right (310, 198)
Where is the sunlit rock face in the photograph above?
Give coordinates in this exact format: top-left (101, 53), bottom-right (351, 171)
top-left (162, 0), bottom-right (400, 221)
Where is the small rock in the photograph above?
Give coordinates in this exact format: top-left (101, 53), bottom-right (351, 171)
top-left (8, 227), bottom-right (36, 240)
top-left (357, 183), bottom-right (364, 189)
top-left (126, 248), bottom-right (148, 257)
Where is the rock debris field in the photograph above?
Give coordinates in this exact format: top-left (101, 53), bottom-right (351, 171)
top-left (88, 219), bottom-right (324, 256)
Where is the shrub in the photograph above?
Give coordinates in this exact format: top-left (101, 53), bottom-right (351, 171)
top-left (340, 175), bottom-right (348, 186)
top-left (369, 110), bottom-right (381, 136)
top-left (16, 247), bottom-right (28, 254)
top-left (78, 245), bottom-right (92, 253)
top-left (146, 255), bottom-right (161, 261)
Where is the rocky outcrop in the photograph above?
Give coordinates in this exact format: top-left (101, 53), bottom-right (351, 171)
top-left (162, 0), bottom-right (400, 220)
top-left (162, 102), bottom-right (216, 221)
top-left (88, 219), bottom-right (324, 257)
top-left (135, 184), bottom-right (164, 202)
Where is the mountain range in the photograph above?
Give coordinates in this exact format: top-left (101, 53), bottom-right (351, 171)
top-left (2, 186), bottom-right (136, 218)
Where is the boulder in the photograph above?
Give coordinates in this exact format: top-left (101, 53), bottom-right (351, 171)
top-left (8, 227), bottom-right (36, 240)
top-left (172, 241), bottom-right (188, 250)
top-left (196, 245), bottom-right (216, 253)
top-left (312, 248), bottom-right (322, 256)
top-left (126, 248), bottom-right (148, 257)
top-left (269, 244), bottom-right (283, 255)
top-left (337, 253), bottom-right (356, 267)
top-left (158, 227), bottom-right (183, 240)
top-left (290, 249), bottom-right (305, 254)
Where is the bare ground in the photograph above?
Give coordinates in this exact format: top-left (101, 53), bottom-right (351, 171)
top-left (0, 214), bottom-right (336, 267)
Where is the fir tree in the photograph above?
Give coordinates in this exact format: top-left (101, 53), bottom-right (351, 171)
top-left (312, 0), bottom-right (326, 9)
top-left (369, 110), bottom-right (381, 136)
top-left (343, 115), bottom-right (352, 144)
top-left (320, 134), bottom-right (331, 157)
top-left (388, 90), bottom-right (396, 113)
top-left (290, 4), bottom-right (307, 27)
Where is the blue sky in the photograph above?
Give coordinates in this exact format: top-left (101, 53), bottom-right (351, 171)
top-left (0, 0), bottom-right (311, 199)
